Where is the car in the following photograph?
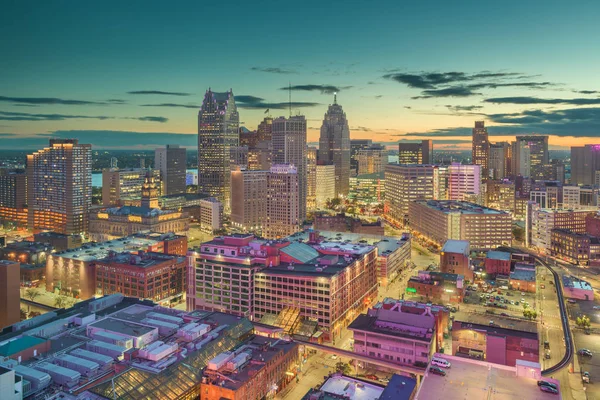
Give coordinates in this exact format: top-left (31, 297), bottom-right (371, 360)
top-left (521, 292), bottom-right (525, 296)
top-left (429, 366), bottom-right (446, 376)
top-left (379, 378), bottom-right (390, 384)
top-left (537, 380), bottom-right (558, 390)
top-left (365, 374), bottom-right (378, 380)
top-left (582, 371), bottom-right (590, 383)
top-left (593, 306), bottom-right (600, 310)
top-left (578, 349), bottom-right (593, 357)
top-left (539, 385), bottom-right (559, 394)
top-left (510, 300), bottom-right (515, 305)
top-left (500, 313), bottom-right (509, 317)
top-left (568, 299), bottom-right (577, 304)
top-left (515, 301), bottom-right (520, 306)
top-left (331, 354), bottom-right (338, 359)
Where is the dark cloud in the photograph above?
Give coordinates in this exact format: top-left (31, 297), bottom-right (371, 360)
top-left (0, 110), bottom-right (168, 123)
top-left (280, 85), bottom-right (352, 94)
top-left (140, 103), bottom-right (199, 109)
top-left (384, 70), bottom-right (554, 98)
top-left (127, 90), bottom-right (191, 96)
top-left (107, 99), bottom-right (127, 104)
top-left (573, 90), bottom-right (599, 95)
top-left (133, 116), bottom-right (168, 123)
top-left (446, 105), bottom-right (483, 112)
top-left (351, 126), bottom-right (372, 132)
top-left (484, 96), bottom-right (600, 105)
top-left (0, 95), bottom-right (106, 106)
top-left (404, 106), bottom-right (412, 109)
top-left (250, 67), bottom-right (296, 74)
top-left (235, 95), bottom-right (319, 110)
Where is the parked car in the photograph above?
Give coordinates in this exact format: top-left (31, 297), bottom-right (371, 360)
top-left (510, 300), bottom-right (515, 305)
top-left (578, 349), bottom-right (593, 357)
top-left (365, 374), bottom-right (378, 380)
top-left (582, 372), bottom-right (590, 383)
top-left (521, 292), bottom-right (525, 296)
top-left (537, 380), bottom-right (558, 390)
top-left (500, 313), bottom-right (509, 317)
top-left (593, 306), bottom-right (600, 310)
top-left (539, 385), bottom-right (559, 394)
top-left (429, 366), bottom-right (446, 376)
top-left (379, 378), bottom-right (390, 384)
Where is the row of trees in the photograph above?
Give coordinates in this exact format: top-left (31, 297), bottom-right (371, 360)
top-left (24, 288), bottom-right (76, 309)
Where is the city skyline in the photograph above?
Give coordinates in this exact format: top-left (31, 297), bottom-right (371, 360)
top-left (1, 1), bottom-right (600, 150)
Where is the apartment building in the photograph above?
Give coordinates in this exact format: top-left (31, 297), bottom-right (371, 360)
top-left (530, 209), bottom-right (595, 253)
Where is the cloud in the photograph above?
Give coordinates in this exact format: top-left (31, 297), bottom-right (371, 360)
top-left (140, 103), bottom-right (199, 109)
top-left (573, 90), bottom-right (598, 95)
top-left (351, 126), bottom-right (372, 132)
top-left (384, 70), bottom-right (554, 98)
top-left (127, 90), bottom-right (191, 96)
top-left (446, 105), bottom-right (483, 112)
top-left (484, 96), bottom-right (600, 105)
top-left (250, 66), bottom-right (296, 74)
top-left (0, 110), bottom-right (168, 123)
top-left (235, 95), bottom-right (319, 110)
top-left (0, 95), bottom-right (108, 106)
top-left (280, 85), bottom-right (352, 94)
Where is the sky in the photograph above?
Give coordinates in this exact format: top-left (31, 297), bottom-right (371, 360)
top-left (1, 0), bottom-right (599, 150)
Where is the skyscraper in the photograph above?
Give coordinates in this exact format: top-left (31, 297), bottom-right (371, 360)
top-left (398, 140), bottom-right (433, 164)
top-left (472, 121), bottom-right (489, 178)
top-left (511, 136), bottom-right (549, 180)
top-left (155, 144), bottom-right (186, 195)
top-left (0, 168), bottom-right (27, 226)
top-left (571, 145), bottom-right (600, 185)
top-left (350, 139), bottom-right (372, 175)
top-left (488, 142), bottom-right (510, 180)
top-left (27, 139), bottom-right (92, 234)
top-left (306, 147), bottom-right (317, 210)
top-left (318, 94), bottom-right (351, 197)
top-left (357, 145), bottom-right (388, 175)
top-left (198, 89), bottom-right (240, 209)
top-left (272, 115), bottom-right (307, 221)
top-left (264, 164), bottom-right (300, 238)
top-left (230, 167), bottom-right (267, 232)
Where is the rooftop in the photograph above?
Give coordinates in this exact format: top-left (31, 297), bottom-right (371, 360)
top-left (415, 354), bottom-right (552, 400)
top-left (87, 317), bottom-right (156, 338)
top-left (378, 374), bottom-right (417, 400)
top-left (96, 251), bottom-right (184, 269)
top-left (303, 374), bottom-right (385, 400)
top-left (486, 251), bottom-right (511, 261)
top-left (453, 318), bottom-right (538, 337)
top-left (292, 230), bottom-right (409, 256)
top-left (0, 336), bottom-right (46, 356)
top-left (415, 200), bottom-right (508, 215)
top-left (2, 240), bottom-right (51, 252)
top-left (50, 234), bottom-right (164, 262)
top-left (510, 269), bottom-right (536, 282)
top-left (562, 275), bottom-right (593, 290)
top-left (441, 240), bottom-right (469, 255)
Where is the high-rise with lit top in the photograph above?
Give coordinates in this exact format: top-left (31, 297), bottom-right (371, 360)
top-left (472, 121), bottom-right (489, 178)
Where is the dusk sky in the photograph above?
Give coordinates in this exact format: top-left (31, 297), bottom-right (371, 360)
top-left (1, 1), bottom-right (599, 150)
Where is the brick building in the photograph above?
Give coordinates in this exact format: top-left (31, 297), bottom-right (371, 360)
top-left (440, 240), bottom-right (472, 281)
top-left (407, 271), bottom-right (465, 303)
top-left (485, 251), bottom-right (511, 276)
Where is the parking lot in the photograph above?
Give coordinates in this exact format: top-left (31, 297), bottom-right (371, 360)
top-left (460, 283), bottom-right (539, 320)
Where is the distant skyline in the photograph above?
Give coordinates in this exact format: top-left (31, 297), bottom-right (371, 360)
top-left (1, 1), bottom-right (599, 150)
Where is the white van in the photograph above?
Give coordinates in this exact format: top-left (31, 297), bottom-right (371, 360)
top-left (431, 357), bottom-right (451, 369)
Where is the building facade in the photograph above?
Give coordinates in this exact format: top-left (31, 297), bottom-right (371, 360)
top-left (398, 140), bottom-right (432, 164)
top-left (0, 169), bottom-right (27, 227)
top-left (231, 169), bottom-right (267, 233)
top-left (530, 209), bottom-right (594, 253)
top-left (0, 260), bottom-right (20, 329)
top-left (271, 116), bottom-right (307, 221)
top-left (102, 168), bottom-right (161, 206)
top-left (488, 142), bottom-right (510, 180)
top-left (306, 147), bottom-right (317, 210)
top-left (448, 163), bottom-right (481, 201)
top-left (472, 121), bottom-right (489, 178)
top-left (571, 144), bottom-right (600, 185)
top-left (27, 139), bottom-right (92, 234)
top-left (264, 165), bottom-right (300, 239)
top-left (350, 139), bottom-right (373, 175)
top-left (198, 89), bottom-right (240, 209)
top-left (318, 95), bottom-right (351, 197)
top-left (315, 164), bottom-right (335, 209)
top-left (407, 271), bottom-right (465, 303)
top-left (440, 240), bottom-right (472, 281)
top-left (357, 145), bottom-right (388, 175)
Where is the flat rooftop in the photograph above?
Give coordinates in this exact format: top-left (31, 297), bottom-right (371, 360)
top-left (51, 235), bottom-right (163, 261)
top-left (307, 374), bottom-right (385, 400)
top-left (414, 200), bottom-right (508, 215)
top-left (486, 251), bottom-right (511, 261)
top-left (292, 230), bottom-right (409, 256)
top-left (562, 275), bottom-right (593, 290)
top-left (416, 355), bottom-right (556, 400)
top-left (88, 317), bottom-right (157, 338)
top-left (453, 317), bottom-right (538, 336)
top-left (442, 240), bottom-right (469, 255)
top-left (97, 251), bottom-right (182, 268)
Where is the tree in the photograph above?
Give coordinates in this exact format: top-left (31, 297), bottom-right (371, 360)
top-left (20, 308), bottom-right (27, 321)
top-left (25, 288), bottom-right (40, 303)
top-left (29, 311), bottom-right (42, 318)
top-left (512, 227), bottom-right (524, 242)
top-left (54, 296), bottom-right (68, 309)
top-left (523, 309), bottom-right (537, 319)
top-left (576, 315), bottom-right (591, 329)
top-left (335, 361), bottom-right (352, 375)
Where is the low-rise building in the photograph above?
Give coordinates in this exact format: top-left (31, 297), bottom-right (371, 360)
top-left (485, 251), bottom-right (511, 276)
top-left (0, 241), bottom-right (53, 266)
top-left (313, 213), bottom-right (385, 236)
top-left (201, 336), bottom-right (299, 400)
top-left (451, 320), bottom-right (539, 366)
top-left (562, 275), bottom-right (594, 301)
top-left (509, 264), bottom-right (536, 293)
top-left (440, 240), bottom-right (472, 281)
top-left (407, 271), bottom-right (465, 303)
top-left (33, 232), bottom-right (82, 251)
top-left (409, 200), bottom-right (512, 249)
top-left (349, 172), bottom-right (385, 205)
top-left (530, 208), bottom-right (594, 253)
top-left (349, 299), bottom-right (449, 369)
top-left (0, 336), bottom-right (51, 362)
top-left (301, 374), bottom-right (387, 400)
top-left (95, 251), bottom-right (186, 305)
top-left (550, 228), bottom-right (592, 266)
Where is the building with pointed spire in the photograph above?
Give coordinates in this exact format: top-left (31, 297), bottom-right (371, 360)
top-left (318, 94), bottom-right (351, 197)
top-left (140, 172), bottom-right (159, 209)
top-left (197, 89), bottom-right (240, 211)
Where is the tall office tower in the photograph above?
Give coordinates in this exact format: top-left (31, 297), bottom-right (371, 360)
top-left (306, 147), bottom-right (317, 210)
top-left (316, 164), bottom-right (336, 208)
top-left (472, 121), bottom-right (489, 178)
top-left (257, 116), bottom-right (273, 143)
top-left (350, 139), bottom-right (373, 175)
top-left (398, 140), bottom-right (433, 164)
top-left (486, 180), bottom-right (516, 214)
top-left (489, 142), bottom-right (510, 180)
top-left (248, 141), bottom-right (272, 171)
top-left (384, 164), bottom-right (438, 225)
top-left (239, 127), bottom-right (259, 148)
top-left (101, 168), bottom-right (161, 206)
top-left (198, 89), bottom-right (240, 209)
top-left (272, 116), bottom-right (307, 221)
top-left (27, 139), bottom-right (91, 234)
top-left (0, 260), bottom-right (19, 328)
top-left (571, 145), bottom-right (600, 185)
top-left (550, 159), bottom-right (565, 184)
top-left (357, 145), bottom-right (388, 175)
top-left (231, 167), bottom-right (267, 232)
top-left (230, 145), bottom-right (249, 169)
top-left (448, 163), bottom-right (481, 201)
top-left (155, 144), bottom-right (186, 195)
top-left (0, 169), bottom-right (27, 226)
top-left (318, 94), bottom-right (351, 197)
top-left (264, 164), bottom-right (300, 238)
top-left (511, 136), bottom-right (549, 180)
